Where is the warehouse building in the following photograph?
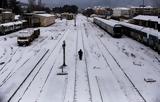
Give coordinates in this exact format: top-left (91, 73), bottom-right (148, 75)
top-left (23, 12), bottom-right (55, 27)
top-left (34, 14), bottom-right (55, 27)
top-left (112, 7), bottom-right (130, 18)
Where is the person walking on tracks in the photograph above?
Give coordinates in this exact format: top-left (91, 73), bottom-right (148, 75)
top-left (78, 49), bottom-right (83, 60)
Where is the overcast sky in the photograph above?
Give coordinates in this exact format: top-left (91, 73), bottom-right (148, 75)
top-left (19, 0), bottom-right (153, 8)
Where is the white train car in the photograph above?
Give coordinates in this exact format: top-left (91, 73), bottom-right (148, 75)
top-left (0, 20), bottom-right (27, 35)
top-left (93, 17), bottom-right (123, 38)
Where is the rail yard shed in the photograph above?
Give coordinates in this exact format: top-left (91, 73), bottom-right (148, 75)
top-left (23, 13), bottom-right (55, 27)
top-left (34, 14), bottom-right (55, 27)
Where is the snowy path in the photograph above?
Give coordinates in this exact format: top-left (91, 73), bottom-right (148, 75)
top-left (0, 15), bottom-right (160, 102)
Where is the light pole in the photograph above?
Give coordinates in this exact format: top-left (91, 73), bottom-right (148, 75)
top-left (62, 40), bottom-right (66, 67)
top-left (57, 41), bottom-right (68, 75)
top-left (74, 15), bottom-right (76, 26)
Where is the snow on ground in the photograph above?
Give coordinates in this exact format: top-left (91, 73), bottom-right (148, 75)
top-left (0, 14), bottom-right (160, 102)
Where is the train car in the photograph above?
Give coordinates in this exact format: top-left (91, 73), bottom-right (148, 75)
top-left (14, 21), bottom-right (23, 31)
top-left (93, 17), bottom-right (122, 38)
top-left (142, 28), bottom-right (159, 50)
top-left (158, 38), bottom-right (160, 54)
top-left (17, 28), bottom-right (40, 46)
top-left (0, 20), bottom-right (27, 35)
top-left (17, 31), bottom-right (33, 46)
top-left (0, 22), bottom-right (15, 35)
top-left (33, 28), bottom-right (40, 38)
top-left (121, 22), bottom-right (148, 45)
top-left (121, 21), bottom-right (160, 52)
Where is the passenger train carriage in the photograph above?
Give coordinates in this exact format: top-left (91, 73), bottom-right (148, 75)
top-left (121, 22), bottom-right (160, 52)
top-left (93, 17), bottom-right (160, 54)
top-left (0, 20), bottom-right (27, 35)
top-left (93, 17), bottom-right (122, 38)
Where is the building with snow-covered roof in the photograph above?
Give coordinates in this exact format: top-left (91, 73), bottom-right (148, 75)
top-left (130, 6), bottom-right (160, 16)
top-left (93, 6), bottom-right (110, 16)
top-left (113, 7), bottom-right (131, 18)
top-left (35, 14), bottom-right (55, 27)
top-left (0, 8), bottom-right (15, 23)
top-left (23, 12), bottom-right (55, 27)
top-left (132, 15), bottom-right (160, 31)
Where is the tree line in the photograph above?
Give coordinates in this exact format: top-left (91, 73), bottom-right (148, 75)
top-left (0, 0), bottom-right (22, 14)
top-left (52, 5), bottom-right (78, 14)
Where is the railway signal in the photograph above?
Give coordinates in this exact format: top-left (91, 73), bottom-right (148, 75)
top-left (62, 40), bottom-right (67, 66)
top-left (57, 40), bottom-right (68, 75)
top-left (74, 15), bottom-right (76, 26)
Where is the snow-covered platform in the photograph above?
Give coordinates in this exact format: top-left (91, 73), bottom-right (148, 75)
top-left (0, 14), bottom-right (160, 102)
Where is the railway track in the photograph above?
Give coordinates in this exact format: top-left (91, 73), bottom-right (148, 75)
top-left (73, 24), bottom-right (92, 102)
top-left (95, 76), bottom-right (104, 102)
top-left (81, 27), bottom-right (93, 102)
top-left (8, 29), bottom-right (69, 102)
top-left (8, 49), bottom-right (49, 102)
top-left (86, 21), bottom-right (146, 102)
top-left (33, 48), bottom-right (63, 102)
top-left (73, 28), bottom-right (79, 102)
top-left (0, 47), bottom-right (20, 73)
top-left (0, 29), bottom-right (67, 88)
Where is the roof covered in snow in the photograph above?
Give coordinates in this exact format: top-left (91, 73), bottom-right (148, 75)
top-left (15, 15), bottom-right (20, 20)
top-left (94, 17), bottom-right (121, 27)
top-left (133, 15), bottom-right (159, 22)
top-left (2, 11), bottom-right (12, 14)
top-left (0, 20), bottom-right (25, 27)
top-left (120, 21), bottom-right (160, 37)
top-left (113, 7), bottom-right (130, 10)
top-left (35, 14), bottom-right (55, 17)
top-left (130, 6), bottom-right (153, 8)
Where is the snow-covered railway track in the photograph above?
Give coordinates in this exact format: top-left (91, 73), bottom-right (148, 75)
top-left (0, 29), bottom-right (67, 88)
top-left (94, 31), bottom-right (146, 102)
top-left (0, 57), bottom-right (32, 87)
top-left (8, 49), bottom-right (49, 102)
top-left (95, 76), bottom-right (104, 102)
top-left (81, 21), bottom-right (145, 102)
top-left (81, 28), bottom-right (93, 102)
top-left (73, 28), bottom-right (79, 102)
top-left (7, 30), bottom-right (68, 102)
top-left (73, 27), bottom-right (92, 102)
top-left (0, 28), bottom-right (68, 102)
top-left (0, 47), bottom-right (20, 72)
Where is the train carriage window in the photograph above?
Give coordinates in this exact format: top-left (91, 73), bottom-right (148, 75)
top-left (149, 35), bottom-right (158, 42)
top-left (158, 24), bottom-right (160, 32)
top-left (142, 32), bottom-right (147, 37)
top-left (114, 26), bottom-right (121, 34)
